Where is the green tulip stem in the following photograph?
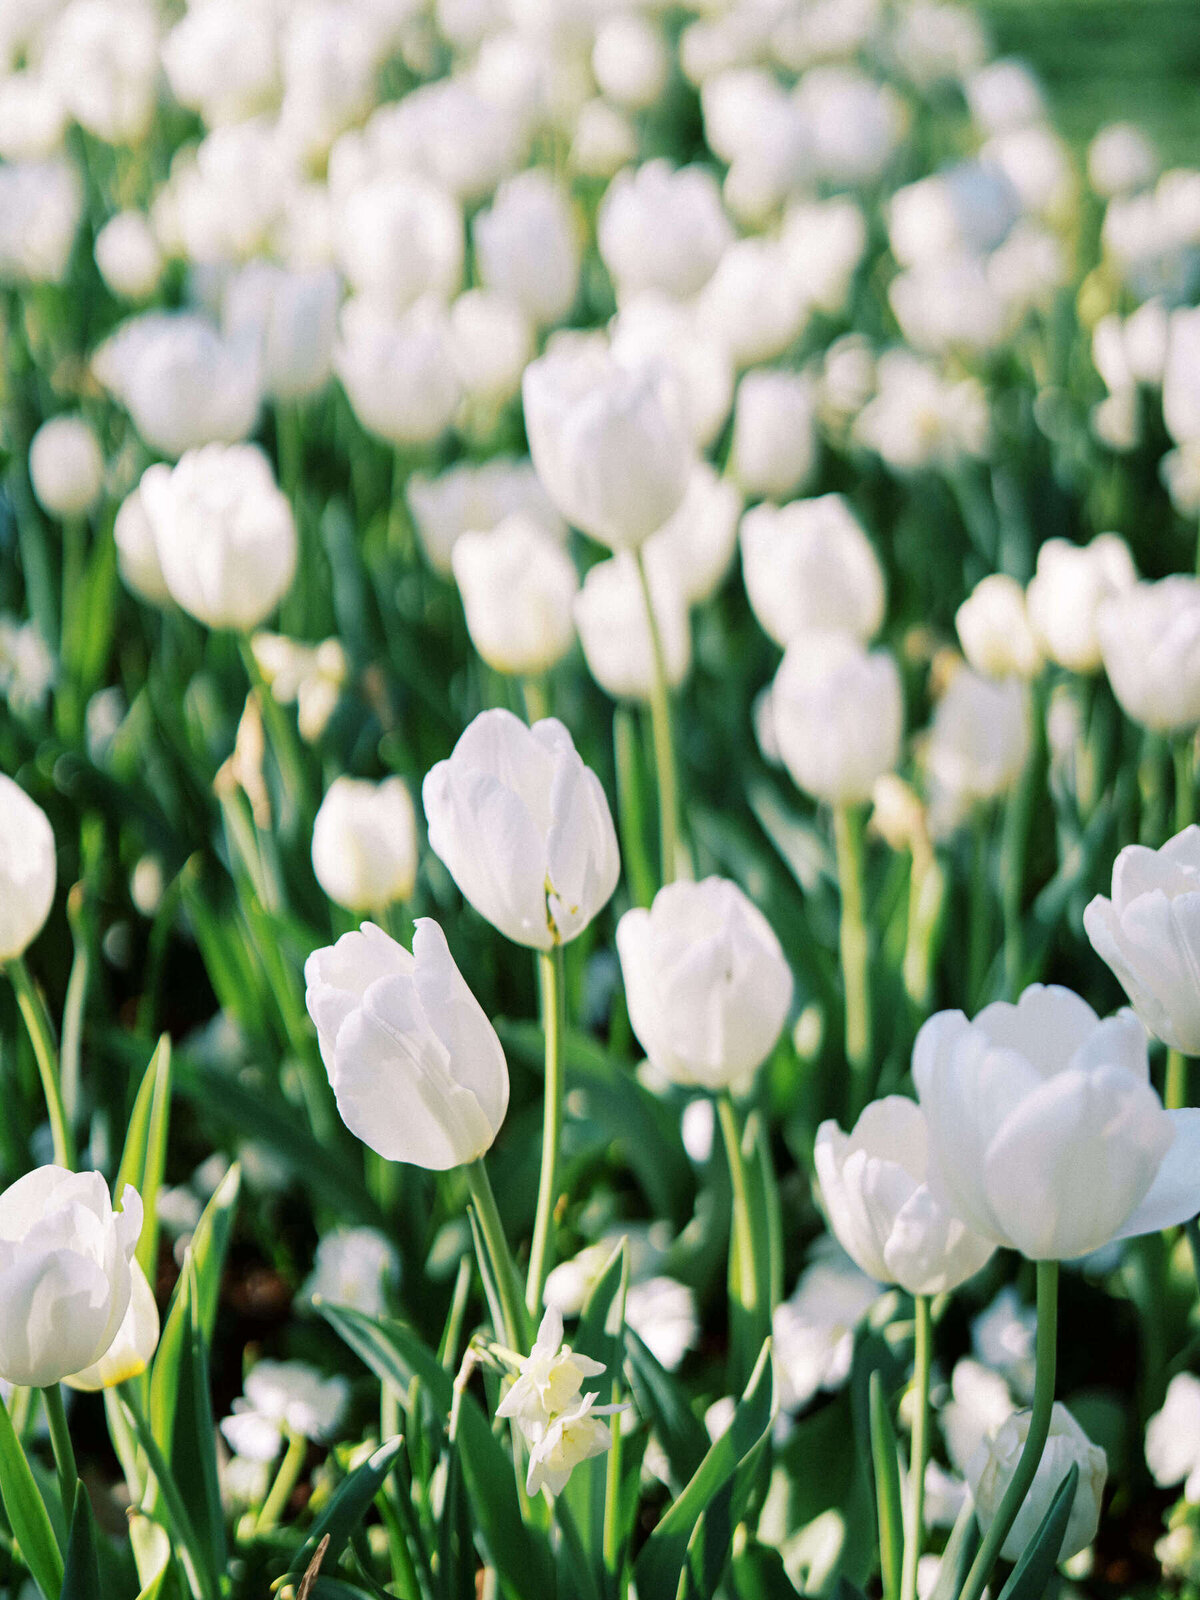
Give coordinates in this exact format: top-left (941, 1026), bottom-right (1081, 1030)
top-left (527, 944), bottom-right (566, 1321)
top-left (1167, 1050), bottom-right (1189, 1112)
top-left (521, 676), bottom-right (549, 724)
top-left (957, 1259), bottom-right (1059, 1600)
top-left (237, 632), bottom-right (308, 833)
top-left (832, 804), bottom-right (872, 1115)
top-left (466, 1159), bottom-right (530, 1354)
top-left (8, 956), bottom-right (74, 1169)
top-left (1175, 737), bottom-right (1196, 834)
top-left (42, 1385), bottom-right (77, 1520)
top-left (256, 1428), bottom-right (307, 1534)
top-left (899, 1296), bottom-right (932, 1600)
top-left (717, 1095), bottom-right (759, 1326)
top-left (634, 547), bottom-right (680, 887)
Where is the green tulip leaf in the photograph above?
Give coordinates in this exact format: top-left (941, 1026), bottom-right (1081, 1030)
top-left (624, 1327), bottom-right (710, 1490)
top-left (927, 1497), bottom-right (981, 1600)
top-left (61, 1485), bottom-right (103, 1600)
top-left (995, 1462), bottom-right (1080, 1600)
top-left (115, 1034), bottom-right (173, 1283)
top-left (288, 1437), bottom-right (403, 1580)
top-left (867, 1370), bottom-right (903, 1600)
top-left (0, 1394), bottom-right (63, 1600)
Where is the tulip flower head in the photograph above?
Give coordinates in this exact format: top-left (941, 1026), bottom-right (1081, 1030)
top-left (1146, 1372), bottom-right (1200, 1500)
top-left (64, 1259), bottom-right (160, 1391)
top-left (967, 1402), bottom-right (1107, 1563)
top-left (0, 775), bottom-right (56, 962)
top-left (423, 709), bottom-right (620, 950)
top-left (305, 919), bottom-right (509, 1170)
top-left (914, 983), bottom-right (1200, 1260)
top-left (773, 630), bottom-right (904, 807)
top-left (311, 776), bottom-right (418, 914)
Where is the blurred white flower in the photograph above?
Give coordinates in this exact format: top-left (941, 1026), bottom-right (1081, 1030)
top-left (223, 262), bottom-right (340, 401)
top-left (28, 415), bottom-right (103, 519)
top-left (1088, 123), bottom-right (1157, 198)
top-left (772, 1241), bottom-right (879, 1412)
top-left (162, 0), bottom-right (280, 127)
top-left (1146, 1372), bottom-right (1200, 1500)
top-left (697, 238), bottom-right (808, 367)
top-left (773, 632), bottom-right (903, 807)
top-left (114, 484), bottom-right (170, 607)
top-left (740, 495), bottom-right (884, 649)
top-left (941, 1358), bottom-right (1015, 1476)
top-left (0, 70), bottom-right (66, 161)
top-left (854, 350), bottom-right (989, 472)
top-left (925, 667), bottom-right (1030, 836)
top-left (1026, 535), bottom-right (1137, 674)
top-left (609, 292), bottom-right (734, 450)
top-left (450, 290), bottom-right (533, 412)
top-left (574, 552), bottom-right (691, 702)
top-left (625, 1278), bottom-right (699, 1372)
top-left (965, 59), bottom-right (1045, 135)
top-left (474, 169), bottom-right (579, 328)
top-left (0, 618), bottom-right (54, 715)
top-left (46, 0), bottom-right (159, 146)
top-left (972, 1286), bottom-right (1037, 1402)
top-left (251, 633), bottom-right (346, 743)
top-left (94, 210), bottom-right (162, 300)
top-left (956, 574), bottom-right (1043, 680)
top-left (0, 775), bottom-right (56, 962)
top-left (729, 369), bottom-right (818, 501)
top-left (569, 98), bottom-right (637, 180)
top-left (452, 514), bottom-right (578, 676)
top-left (335, 295), bottom-right (461, 446)
top-left (336, 172), bottom-right (462, 312)
top-left (311, 776), bottom-right (418, 913)
top-left (968, 1402), bottom-right (1106, 1563)
top-left (1163, 308), bottom-right (1200, 447)
top-left (0, 158), bottom-right (82, 285)
top-left (1097, 577), bottom-right (1200, 733)
top-left (407, 458), bottom-right (564, 577)
top-left (781, 198), bottom-right (868, 317)
top-left (220, 1360), bottom-right (349, 1461)
top-left (644, 463), bottom-right (742, 608)
top-left (598, 161), bottom-right (733, 302)
top-left (592, 14), bottom-right (668, 110)
top-left (302, 1227), bottom-right (399, 1319)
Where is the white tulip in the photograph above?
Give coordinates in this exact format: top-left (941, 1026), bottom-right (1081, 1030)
top-left (450, 290), bottom-right (533, 410)
top-left (158, 119), bottom-right (291, 266)
top-left (64, 1259), bottom-right (159, 1391)
top-left (45, 0), bottom-right (159, 146)
top-left (311, 777), bottom-right (418, 914)
top-left (0, 775), bottom-right (56, 962)
top-left (815, 1097), bottom-right (995, 1296)
top-left (1025, 535), bottom-right (1137, 673)
top-left (1084, 826), bottom-right (1200, 1054)
top-left (854, 349), bottom-right (989, 473)
top-left (0, 1167), bottom-right (142, 1388)
top-left (773, 1241), bottom-right (879, 1412)
top-left (94, 210), bottom-right (163, 300)
top-left (335, 296), bottom-right (462, 447)
top-left (301, 1227), bottom-right (399, 1319)
top-left (423, 710), bottom-right (619, 950)
top-left (968, 1402), bottom-right (1107, 1563)
top-left (942, 1358), bottom-right (1015, 1476)
top-left (597, 161), bottom-right (733, 302)
top-left (452, 515), bottom-right (577, 676)
top-left (523, 339), bottom-right (693, 551)
top-left (964, 59), bottom-right (1045, 134)
top-left (625, 1278), bottom-right (699, 1372)
top-left (729, 369), bottom-right (818, 501)
top-left (955, 574), bottom-right (1043, 680)
top-left (644, 463), bottom-right (742, 608)
top-left (740, 495), bottom-right (884, 649)
top-left (697, 238), bottom-right (808, 368)
top-left (161, 0), bottom-right (280, 128)
top-left (592, 15), bottom-right (668, 110)
top-left (1088, 123), bottom-right (1157, 198)
top-left (221, 1360), bottom-right (349, 1461)
top-left (407, 458), bottom-right (565, 578)
top-left (305, 919), bottom-right (509, 1169)
top-left (569, 99), bottom-right (638, 180)
top-left (972, 1286), bottom-right (1036, 1401)
top-left (617, 877), bottom-right (792, 1092)
top-left (0, 159), bottom-right (83, 286)
top-left (474, 170), bottom-right (579, 328)
top-left (609, 291), bottom-right (735, 450)
top-left (925, 668), bottom-right (1030, 836)
top-left (113, 485), bottom-right (171, 607)
top-left (913, 983), bottom-right (1200, 1260)
top-left (138, 444), bottom-right (296, 631)
top-left (1163, 307), bottom-right (1200, 446)
top-left (793, 66), bottom-right (904, 186)
top-left (1098, 577), bottom-right (1200, 733)
top-left (780, 198), bottom-right (868, 318)
top-left (773, 632), bottom-right (903, 807)
top-left (335, 172), bottom-right (463, 312)
top-left (1146, 1373), bottom-right (1200, 1500)
top-left (0, 71), bottom-right (67, 162)
top-left (573, 552), bottom-right (691, 702)
top-left (28, 416), bottom-right (104, 518)
top-left (223, 262), bottom-right (340, 401)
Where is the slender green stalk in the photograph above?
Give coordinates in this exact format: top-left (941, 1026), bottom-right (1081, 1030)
top-left (1167, 1049), bottom-right (1189, 1113)
top-left (1001, 688), bottom-right (1041, 999)
top-left (526, 944), bottom-right (566, 1319)
top-left (521, 677), bottom-right (549, 724)
top-left (613, 708), bottom-right (655, 910)
top-left (967, 813), bottom-right (992, 1008)
top-left (1175, 737), bottom-right (1195, 833)
top-left (466, 1160), bottom-right (530, 1353)
top-left (237, 633), bottom-right (309, 831)
top-left (634, 548), bottom-right (680, 886)
top-left (717, 1095), bottom-right (759, 1326)
top-left (42, 1386), bottom-right (77, 1520)
top-left (832, 805), bottom-right (872, 1115)
top-left (957, 1261), bottom-right (1059, 1600)
top-left (8, 957), bottom-right (74, 1168)
top-left (256, 1429), bottom-right (307, 1533)
top-left (899, 1297), bottom-right (932, 1600)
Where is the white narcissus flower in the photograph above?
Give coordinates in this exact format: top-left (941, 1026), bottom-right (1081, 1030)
top-left (311, 777), bottom-right (418, 914)
top-left (28, 416), bottom-right (104, 518)
top-left (423, 710), bottom-right (619, 950)
top-left (967, 1402), bottom-right (1107, 1563)
top-left (617, 877), bottom-right (792, 1092)
top-left (1025, 535), bottom-right (1137, 674)
top-left (740, 495), bottom-right (885, 649)
top-left (815, 1097), bottom-right (995, 1296)
top-left (914, 983), bottom-right (1200, 1261)
top-left (0, 775), bottom-right (56, 962)
top-left (773, 631), bottom-right (904, 807)
top-left (1084, 826), bottom-right (1200, 1054)
top-left (955, 574), bottom-right (1043, 680)
top-left (1097, 578), bottom-right (1200, 733)
top-left (1146, 1372), bottom-right (1200, 1500)
top-left (0, 1167), bottom-right (143, 1388)
top-left (64, 1259), bottom-right (160, 1391)
top-left (496, 1307), bottom-right (606, 1435)
top-left (522, 339), bottom-right (694, 551)
top-left (138, 444), bottom-right (297, 631)
top-left (304, 920), bottom-right (509, 1170)
top-left (451, 515), bottom-right (578, 676)
top-left (220, 1360), bottom-right (350, 1462)
top-left (574, 553), bottom-right (691, 704)
top-left (525, 1392), bottom-right (617, 1496)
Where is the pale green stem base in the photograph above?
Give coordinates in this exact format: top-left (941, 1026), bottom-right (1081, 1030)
top-left (1167, 1049), bottom-right (1189, 1113)
top-left (634, 548), bottom-right (680, 887)
top-left (1176, 737), bottom-right (1196, 834)
top-left (899, 1297), bottom-right (931, 1600)
top-left (526, 944), bottom-right (565, 1321)
top-left (42, 1385), bottom-right (76, 1520)
top-left (256, 1429), bottom-right (306, 1533)
top-left (957, 1260), bottom-right (1059, 1600)
top-left (466, 1160), bottom-right (530, 1353)
top-left (833, 805), bottom-right (872, 1116)
top-left (8, 957), bottom-right (73, 1168)
top-left (717, 1095), bottom-right (759, 1325)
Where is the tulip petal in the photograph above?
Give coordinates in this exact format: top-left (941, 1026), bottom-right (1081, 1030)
top-left (1113, 1107), bottom-right (1200, 1239)
top-left (411, 920), bottom-right (509, 1136)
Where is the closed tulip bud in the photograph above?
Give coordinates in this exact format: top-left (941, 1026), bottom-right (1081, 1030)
top-left (968, 1403), bottom-right (1107, 1563)
top-left (597, 161), bottom-right (733, 301)
top-left (1088, 123), bottom-right (1157, 198)
top-left (740, 495), bottom-right (884, 649)
top-left (474, 171), bottom-right (580, 329)
top-left (1026, 534), bottom-right (1137, 673)
top-left (573, 552), bottom-right (691, 702)
top-left (815, 1097), bottom-right (994, 1296)
top-left (617, 877), bottom-right (792, 1091)
top-left (592, 15), bottom-right (669, 109)
top-left (450, 290), bottom-right (533, 410)
top-left (335, 296), bottom-right (462, 447)
top-left (925, 667), bottom-right (1030, 836)
top-left (452, 515), bottom-right (578, 676)
top-left (0, 158), bottom-right (83, 287)
top-left (955, 574), bottom-right (1043, 679)
top-left (407, 458), bottom-right (565, 578)
top-left (64, 1259), bottom-right (159, 1391)
top-left (423, 709), bottom-right (619, 950)
top-left (644, 462), bottom-right (742, 607)
top-left (305, 920), bottom-right (509, 1169)
top-left (223, 262), bottom-right (340, 401)
top-left (569, 99), bottom-right (638, 181)
top-left (1098, 578), bottom-right (1200, 733)
top-left (94, 209), bottom-right (163, 300)
top-left (113, 484), bottom-right (171, 607)
top-left (335, 173), bottom-right (463, 313)
top-left (609, 292), bottom-right (734, 450)
top-left (914, 983), bottom-right (1200, 1260)
top-left (522, 339), bottom-right (694, 551)
top-left (0, 775), bottom-right (56, 962)
top-left (0, 1167), bottom-right (143, 1387)
top-left (138, 444), bottom-right (297, 631)
top-left (729, 369), bottom-right (818, 501)
top-left (1084, 826), bottom-right (1200, 1053)
top-left (1164, 308), bottom-right (1200, 447)
top-left (773, 632), bottom-right (903, 807)
top-left (28, 416), bottom-right (104, 518)
top-left (311, 777), bottom-right (418, 914)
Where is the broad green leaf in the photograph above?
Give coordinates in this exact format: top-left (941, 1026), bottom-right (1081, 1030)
top-left (868, 1372), bottom-right (902, 1600)
top-left (0, 1396), bottom-right (63, 1600)
top-left (624, 1328), bottom-right (709, 1490)
top-left (119, 1397), bottom-right (216, 1600)
top-left (730, 1537), bottom-right (799, 1600)
top-left (634, 1339), bottom-right (775, 1600)
top-left (995, 1463), bottom-right (1080, 1600)
top-left (172, 1268), bottom-right (226, 1584)
top-left (115, 1035), bottom-right (173, 1281)
top-left (927, 1498), bottom-right (980, 1600)
top-left (61, 1486), bottom-right (103, 1600)
top-left (288, 1438), bottom-right (404, 1579)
